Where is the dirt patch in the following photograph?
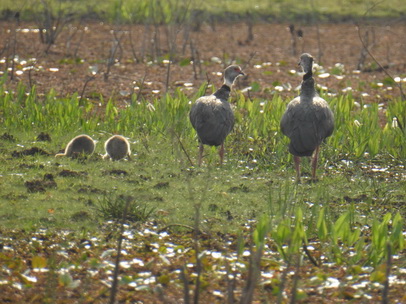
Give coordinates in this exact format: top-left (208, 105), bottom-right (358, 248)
top-left (12, 147), bottom-right (50, 157)
top-left (36, 132), bottom-right (52, 142)
top-left (0, 21), bottom-right (405, 106)
top-left (19, 163), bottom-right (45, 169)
top-left (0, 132), bottom-right (16, 141)
top-left (139, 175), bottom-right (151, 181)
top-left (103, 169), bottom-right (128, 176)
top-left (24, 174), bottom-right (57, 193)
top-left (153, 181), bottom-right (169, 189)
top-left (77, 185), bottom-right (105, 194)
top-left (58, 169), bottom-right (88, 177)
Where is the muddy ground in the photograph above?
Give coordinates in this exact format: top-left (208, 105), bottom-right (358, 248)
top-left (1, 20), bottom-right (405, 105)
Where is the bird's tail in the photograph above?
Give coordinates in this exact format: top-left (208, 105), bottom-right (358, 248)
top-left (288, 141), bottom-right (315, 157)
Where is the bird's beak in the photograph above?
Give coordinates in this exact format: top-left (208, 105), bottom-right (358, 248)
top-left (239, 71), bottom-right (246, 76)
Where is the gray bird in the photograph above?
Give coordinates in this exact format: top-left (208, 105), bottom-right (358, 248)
top-left (55, 134), bottom-right (95, 158)
top-left (280, 53), bottom-right (334, 182)
top-left (103, 135), bottom-right (131, 161)
top-left (189, 65), bottom-right (245, 166)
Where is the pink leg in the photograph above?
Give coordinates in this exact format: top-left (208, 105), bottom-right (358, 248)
top-left (198, 143), bottom-right (204, 166)
top-left (311, 146), bottom-right (320, 182)
top-left (219, 143), bottom-right (225, 165)
top-left (294, 156), bottom-right (301, 183)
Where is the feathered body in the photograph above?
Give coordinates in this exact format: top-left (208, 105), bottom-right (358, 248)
top-left (280, 53), bottom-right (334, 181)
top-left (189, 65), bottom-right (244, 165)
top-left (280, 77), bottom-right (334, 156)
top-left (190, 85), bottom-right (234, 146)
top-left (55, 134), bottom-right (95, 157)
top-left (103, 135), bottom-right (131, 161)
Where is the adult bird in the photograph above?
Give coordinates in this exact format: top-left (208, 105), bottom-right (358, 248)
top-left (189, 65), bottom-right (245, 166)
top-left (280, 53), bottom-right (334, 182)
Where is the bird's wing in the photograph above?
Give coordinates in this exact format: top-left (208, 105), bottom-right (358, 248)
top-left (189, 96), bottom-right (234, 146)
top-left (281, 97), bottom-right (333, 156)
top-left (215, 101), bottom-right (235, 134)
top-left (290, 107), bottom-right (321, 155)
top-left (189, 95), bottom-right (217, 129)
top-left (280, 97), bottom-right (300, 137)
top-left (312, 96), bottom-right (335, 139)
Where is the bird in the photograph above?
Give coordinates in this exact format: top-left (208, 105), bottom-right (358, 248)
top-left (55, 134), bottom-right (95, 158)
top-left (189, 65), bottom-right (245, 166)
top-left (103, 135), bottom-right (131, 161)
top-left (280, 53), bottom-right (334, 182)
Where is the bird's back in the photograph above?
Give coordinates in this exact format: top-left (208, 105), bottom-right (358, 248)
top-left (66, 135), bottom-right (95, 156)
top-left (281, 95), bottom-right (334, 156)
top-left (190, 94), bottom-right (235, 146)
top-left (105, 136), bottom-right (130, 160)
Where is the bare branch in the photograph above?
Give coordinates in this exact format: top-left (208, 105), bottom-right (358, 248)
top-left (109, 199), bottom-right (131, 304)
top-left (356, 25), bottom-right (405, 100)
top-left (381, 242), bottom-right (392, 304)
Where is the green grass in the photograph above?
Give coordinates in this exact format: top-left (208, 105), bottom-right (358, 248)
top-left (1, 0), bottom-right (406, 23)
top-left (0, 78), bottom-right (405, 302)
top-left (1, 77), bottom-right (405, 234)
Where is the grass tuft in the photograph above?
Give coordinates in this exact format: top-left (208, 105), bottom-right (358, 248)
top-left (95, 193), bottom-right (155, 222)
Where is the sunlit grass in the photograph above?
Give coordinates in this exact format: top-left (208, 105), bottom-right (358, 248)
top-left (1, 78), bottom-right (405, 233)
top-left (1, 0), bottom-right (405, 23)
top-left (2, 78), bottom-right (405, 160)
top-left (0, 77), bottom-right (405, 301)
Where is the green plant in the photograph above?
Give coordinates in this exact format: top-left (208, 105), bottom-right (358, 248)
top-left (95, 193), bottom-right (155, 222)
top-left (368, 212), bottom-right (404, 267)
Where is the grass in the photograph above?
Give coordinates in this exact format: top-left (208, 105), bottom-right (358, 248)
top-left (0, 76), bottom-right (405, 302)
top-left (0, 76), bottom-right (405, 231)
top-left (1, 0), bottom-right (406, 23)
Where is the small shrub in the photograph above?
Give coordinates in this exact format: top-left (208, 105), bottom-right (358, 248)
top-left (96, 193), bottom-right (155, 222)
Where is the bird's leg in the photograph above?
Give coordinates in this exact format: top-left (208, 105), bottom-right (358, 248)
top-left (219, 143), bottom-right (225, 165)
top-left (294, 156), bottom-right (301, 183)
top-left (311, 146), bottom-right (320, 182)
top-left (198, 143), bottom-right (204, 166)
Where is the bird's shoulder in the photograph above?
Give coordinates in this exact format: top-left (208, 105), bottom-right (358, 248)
top-left (190, 94), bottom-right (233, 124)
top-left (311, 96), bottom-right (334, 119)
top-left (312, 96), bottom-right (330, 107)
top-left (192, 95), bottom-right (232, 115)
top-left (194, 94), bottom-right (222, 106)
top-left (286, 96), bottom-right (301, 109)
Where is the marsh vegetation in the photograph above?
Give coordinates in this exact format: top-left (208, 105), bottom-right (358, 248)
top-left (0, 1), bottom-right (405, 303)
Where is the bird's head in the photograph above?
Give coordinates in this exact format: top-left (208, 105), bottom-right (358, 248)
top-left (224, 65), bottom-right (245, 87)
top-left (298, 53), bottom-right (314, 74)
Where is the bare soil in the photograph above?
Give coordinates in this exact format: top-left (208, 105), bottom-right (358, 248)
top-left (1, 21), bottom-right (405, 104)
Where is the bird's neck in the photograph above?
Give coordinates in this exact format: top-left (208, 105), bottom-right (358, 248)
top-left (214, 84), bottom-right (231, 101)
top-left (303, 70), bottom-right (312, 81)
top-left (224, 77), bottom-right (234, 87)
top-left (300, 71), bottom-right (316, 99)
